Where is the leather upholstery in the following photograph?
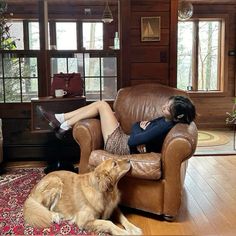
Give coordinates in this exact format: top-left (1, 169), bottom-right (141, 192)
top-left (73, 83), bottom-right (198, 219)
top-left (89, 150), bottom-right (162, 180)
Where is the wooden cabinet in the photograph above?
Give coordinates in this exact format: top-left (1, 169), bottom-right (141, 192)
top-left (31, 96), bottom-right (86, 133)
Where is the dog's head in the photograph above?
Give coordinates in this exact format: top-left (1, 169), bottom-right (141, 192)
top-left (94, 158), bottom-right (131, 192)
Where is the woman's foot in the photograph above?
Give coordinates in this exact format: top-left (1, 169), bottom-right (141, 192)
top-left (44, 161), bottom-right (79, 174)
top-left (37, 106), bottom-right (61, 130)
top-left (55, 128), bottom-right (68, 140)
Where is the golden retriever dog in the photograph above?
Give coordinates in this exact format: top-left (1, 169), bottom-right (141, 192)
top-left (23, 158), bottom-right (142, 235)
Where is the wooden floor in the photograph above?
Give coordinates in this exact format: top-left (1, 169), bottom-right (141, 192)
top-left (124, 155), bottom-right (236, 236)
top-left (4, 155), bottom-right (236, 236)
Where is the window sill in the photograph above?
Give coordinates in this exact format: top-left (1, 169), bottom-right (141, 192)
top-left (186, 90), bottom-right (227, 98)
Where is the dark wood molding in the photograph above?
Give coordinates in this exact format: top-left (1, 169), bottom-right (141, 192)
top-left (119, 0), bottom-right (131, 88)
top-left (38, 0), bottom-right (50, 96)
top-left (23, 20), bottom-right (29, 50)
top-left (169, 0), bottom-right (178, 87)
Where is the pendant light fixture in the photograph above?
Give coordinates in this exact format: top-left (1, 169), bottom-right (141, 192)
top-left (178, 1), bottom-right (193, 21)
top-left (102, 0), bottom-right (113, 24)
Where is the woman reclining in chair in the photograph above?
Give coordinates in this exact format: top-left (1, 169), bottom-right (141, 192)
top-left (39, 95), bottom-right (196, 155)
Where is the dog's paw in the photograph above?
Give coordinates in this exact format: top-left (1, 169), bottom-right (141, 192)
top-left (127, 225), bottom-right (143, 235)
top-left (52, 212), bottom-right (61, 224)
top-left (116, 229), bottom-right (131, 235)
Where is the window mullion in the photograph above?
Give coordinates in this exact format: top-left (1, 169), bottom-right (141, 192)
top-left (99, 56), bottom-right (102, 100)
top-left (49, 21), bottom-right (56, 48)
top-left (23, 20), bottom-right (29, 50)
top-left (2, 54), bottom-right (5, 103)
top-left (82, 53), bottom-right (86, 97)
top-left (19, 57), bottom-right (22, 102)
top-left (217, 21), bottom-right (222, 90)
top-left (77, 21), bottom-right (82, 50)
top-left (192, 20), bottom-right (198, 91)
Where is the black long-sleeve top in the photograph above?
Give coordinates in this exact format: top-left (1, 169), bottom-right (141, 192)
top-left (128, 117), bottom-right (176, 153)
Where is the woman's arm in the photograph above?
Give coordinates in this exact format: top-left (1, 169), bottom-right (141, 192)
top-left (128, 119), bottom-right (173, 147)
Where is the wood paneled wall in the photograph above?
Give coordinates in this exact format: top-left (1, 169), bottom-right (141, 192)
top-left (119, 1), bottom-right (236, 129)
top-left (119, 0), bottom-right (178, 87)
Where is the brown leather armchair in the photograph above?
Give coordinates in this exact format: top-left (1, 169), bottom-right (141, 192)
top-left (73, 83), bottom-right (198, 220)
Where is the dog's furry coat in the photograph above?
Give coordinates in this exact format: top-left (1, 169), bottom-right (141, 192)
top-left (23, 158), bottom-right (142, 235)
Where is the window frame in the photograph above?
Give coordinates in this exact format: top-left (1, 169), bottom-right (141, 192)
top-left (0, 18), bottom-right (118, 104)
top-left (49, 50), bottom-right (118, 101)
top-left (0, 50), bottom-right (40, 103)
top-left (178, 14), bottom-right (229, 97)
top-left (49, 20), bottom-right (105, 51)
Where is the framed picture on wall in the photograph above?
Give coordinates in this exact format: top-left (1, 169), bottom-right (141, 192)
top-left (141, 16), bottom-right (161, 42)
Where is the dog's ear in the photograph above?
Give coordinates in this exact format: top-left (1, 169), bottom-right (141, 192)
top-left (97, 170), bottom-right (114, 192)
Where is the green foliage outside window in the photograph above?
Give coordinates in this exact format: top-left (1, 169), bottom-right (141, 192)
top-left (177, 20), bottom-right (221, 91)
top-left (0, 2), bottom-right (18, 50)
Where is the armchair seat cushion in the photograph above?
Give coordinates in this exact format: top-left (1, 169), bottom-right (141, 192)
top-left (88, 150), bottom-right (162, 180)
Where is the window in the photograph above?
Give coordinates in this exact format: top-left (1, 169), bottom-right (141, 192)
top-left (50, 52), bottom-right (117, 101)
top-left (82, 22), bottom-right (103, 50)
top-left (2, 20), bottom-right (105, 52)
top-left (56, 22), bottom-right (77, 50)
top-left (0, 19), bottom-right (117, 103)
top-left (7, 20), bottom-right (24, 49)
top-left (177, 19), bottom-right (224, 92)
top-left (29, 22), bottom-right (40, 50)
top-left (0, 53), bottom-right (39, 103)
top-left (84, 55), bottom-right (117, 100)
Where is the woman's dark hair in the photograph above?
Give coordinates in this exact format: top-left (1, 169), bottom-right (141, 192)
top-left (169, 95), bottom-right (196, 124)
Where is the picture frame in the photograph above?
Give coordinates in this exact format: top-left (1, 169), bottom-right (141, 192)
top-left (141, 16), bottom-right (161, 42)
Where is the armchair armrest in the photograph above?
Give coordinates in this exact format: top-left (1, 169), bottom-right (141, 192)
top-left (72, 118), bottom-right (104, 173)
top-left (162, 122), bottom-right (198, 173)
top-left (161, 122), bottom-right (198, 216)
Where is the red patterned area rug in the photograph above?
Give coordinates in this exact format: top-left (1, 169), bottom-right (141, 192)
top-left (0, 167), bottom-right (95, 235)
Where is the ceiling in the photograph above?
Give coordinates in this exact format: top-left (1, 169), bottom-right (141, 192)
top-left (5, 0), bottom-right (236, 4)
top-left (190, 0), bottom-right (236, 3)
top-left (6, 0), bottom-right (117, 4)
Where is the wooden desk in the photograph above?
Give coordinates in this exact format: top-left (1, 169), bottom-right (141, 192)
top-left (31, 96), bottom-right (86, 133)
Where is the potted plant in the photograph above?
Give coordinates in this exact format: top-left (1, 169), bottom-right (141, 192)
top-left (226, 98), bottom-right (236, 124)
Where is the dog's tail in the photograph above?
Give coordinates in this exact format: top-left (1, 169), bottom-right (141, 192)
top-left (23, 175), bottom-right (63, 228)
top-left (23, 196), bottom-right (57, 228)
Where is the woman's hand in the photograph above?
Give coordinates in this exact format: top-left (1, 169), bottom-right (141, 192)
top-left (137, 144), bottom-right (147, 153)
top-left (140, 121), bottom-right (150, 130)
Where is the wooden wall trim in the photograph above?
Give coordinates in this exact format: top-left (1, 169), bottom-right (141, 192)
top-left (38, 0), bottom-right (50, 96)
top-left (169, 0), bottom-right (178, 87)
top-left (120, 0), bottom-right (131, 88)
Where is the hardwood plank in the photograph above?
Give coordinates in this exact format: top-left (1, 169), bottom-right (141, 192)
top-left (188, 159), bottom-right (236, 227)
top-left (182, 187), bottom-right (217, 235)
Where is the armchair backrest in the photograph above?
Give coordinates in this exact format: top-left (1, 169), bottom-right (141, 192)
top-left (113, 83), bottom-right (188, 134)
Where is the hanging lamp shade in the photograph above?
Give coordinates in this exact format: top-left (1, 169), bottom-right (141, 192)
top-left (102, 0), bottom-right (113, 24)
top-left (178, 1), bottom-right (193, 21)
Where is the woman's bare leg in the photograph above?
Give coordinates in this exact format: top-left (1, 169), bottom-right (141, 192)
top-left (64, 101), bottom-right (118, 142)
